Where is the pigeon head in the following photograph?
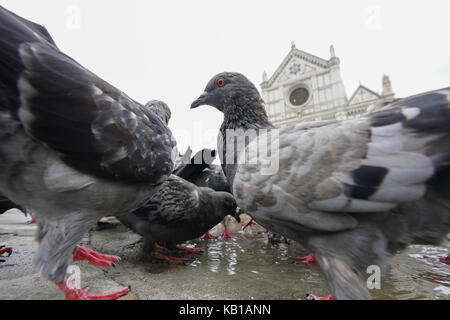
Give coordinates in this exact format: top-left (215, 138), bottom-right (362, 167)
top-left (191, 72), bottom-right (262, 112)
top-left (210, 191), bottom-right (242, 223)
top-left (145, 100), bottom-right (171, 124)
top-left (191, 72), bottom-right (273, 130)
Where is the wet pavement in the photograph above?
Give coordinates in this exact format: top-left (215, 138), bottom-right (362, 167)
top-left (0, 209), bottom-right (449, 300)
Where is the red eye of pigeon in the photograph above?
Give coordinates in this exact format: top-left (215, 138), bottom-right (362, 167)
top-left (217, 78), bottom-right (225, 87)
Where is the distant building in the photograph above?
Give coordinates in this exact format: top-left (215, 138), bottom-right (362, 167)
top-left (260, 42), bottom-right (395, 127)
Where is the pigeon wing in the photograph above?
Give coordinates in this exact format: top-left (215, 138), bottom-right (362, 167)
top-left (0, 8), bottom-right (176, 182)
top-left (233, 88), bottom-right (450, 232)
top-left (1, 6), bottom-right (57, 47)
top-left (133, 175), bottom-right (202, 224)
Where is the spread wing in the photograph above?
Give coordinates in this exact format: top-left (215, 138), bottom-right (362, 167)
top-left (233, 87), bottom-right (450, 232)
top-left (0, 6), bottom-right (176, 182)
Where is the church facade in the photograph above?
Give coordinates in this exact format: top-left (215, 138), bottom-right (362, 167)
top-left (260, 43), bottom-right (395, 127)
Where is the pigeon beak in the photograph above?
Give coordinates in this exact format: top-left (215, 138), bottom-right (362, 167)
top-left (234, 207), bottom-right (242, 223)
top-left (191, 91), bottom-right (208, 109)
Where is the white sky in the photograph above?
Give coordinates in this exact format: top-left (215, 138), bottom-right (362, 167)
top-left (2, 0), bottom-right (450, 153)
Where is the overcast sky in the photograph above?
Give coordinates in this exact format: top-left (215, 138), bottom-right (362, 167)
top-left (2, 0), bottom-right (449, 153)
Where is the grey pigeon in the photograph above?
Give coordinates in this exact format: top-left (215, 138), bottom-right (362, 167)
top-left (145, 100), bottom-right (171, 125)
top-left (191, 72), bottom-right (450, 299)
top-left (118, 175), bottom-right (240, 261)
top-left (173, 148), bottom-right (237, 239)
top-left (0, 6), bottom-right (176, 299)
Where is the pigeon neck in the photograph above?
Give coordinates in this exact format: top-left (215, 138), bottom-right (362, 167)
top-left (220, 97), bottom-right (274, 132)
top-left (218, 97), bottom-right (275, 187)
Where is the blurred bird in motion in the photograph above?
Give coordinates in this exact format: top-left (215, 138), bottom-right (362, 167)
top-left (191, 71), bottom-right (450, 299)
top-left (0, 6), bottom-right (176, 299)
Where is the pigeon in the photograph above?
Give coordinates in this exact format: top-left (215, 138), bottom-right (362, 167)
top-left (191, 71), bottom-right (450, 300)
top-left (0, 6), bottom-right (176, 299)
top-left (173, 148), bottom-right (241, 239)
top-left (117, 174), bottom-right (241, 262)
top-left (145, 100), bottom-right (171, 125)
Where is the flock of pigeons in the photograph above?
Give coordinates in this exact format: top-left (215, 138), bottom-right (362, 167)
top-left (0, 5), bottom-right (449, 300)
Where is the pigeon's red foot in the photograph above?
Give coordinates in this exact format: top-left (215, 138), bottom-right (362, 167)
top-left (26, 217), bottom-right (36, 224)
top-left (154, 242), bottom-right (165, 249)
top-left (179, 246), bottom-right (204, 254)
top-left (241, 219), bottom-right (255, 230)
top-left (154, 252), bottom-right (191, 264)
top-left (423, 254), bottom-right (450, 265)
top-left (202, 232), bottom-right (217, 240)
top-left (289, 253), bottom-right (316, 264)
top-left (221, 227), bottom-right (236, 239)
top-left (306, 293), bottom-right (333, 300)
top-left (0, 245), bottom-right (12, 256)
top-left (257, 229), bottom-right (269, 234)
top-left (72, 245), bottom-right (120, 268)
top-left (439, 255), bottom-right (450, 264)
top-left (56, 282), bottom-right (130, 300)
top-left (129, 229), bottom-right (134, 233)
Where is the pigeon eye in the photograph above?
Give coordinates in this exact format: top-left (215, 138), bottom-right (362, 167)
top-left (217, 78), bottom-right (225, 87)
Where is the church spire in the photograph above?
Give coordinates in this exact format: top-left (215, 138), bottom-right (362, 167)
top-left (382, 74), bottom-right (392, 96)
top-left (330, 45), bottom-right (336, 58)
top-left (291, 41), bottom-right (296, 50)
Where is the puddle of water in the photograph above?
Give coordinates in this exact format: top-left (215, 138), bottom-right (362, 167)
top-left (121, 232), bottom-right (324, 299)
top-left (122, 229), bottom-right (449, 300)
top-left (89, 222), bottom-right (449, 300)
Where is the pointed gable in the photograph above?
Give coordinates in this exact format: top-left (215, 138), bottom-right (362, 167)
top-left (348, 85), bottom-right (381, 105)
top-left (265, 46), bottom-right (333, 87)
